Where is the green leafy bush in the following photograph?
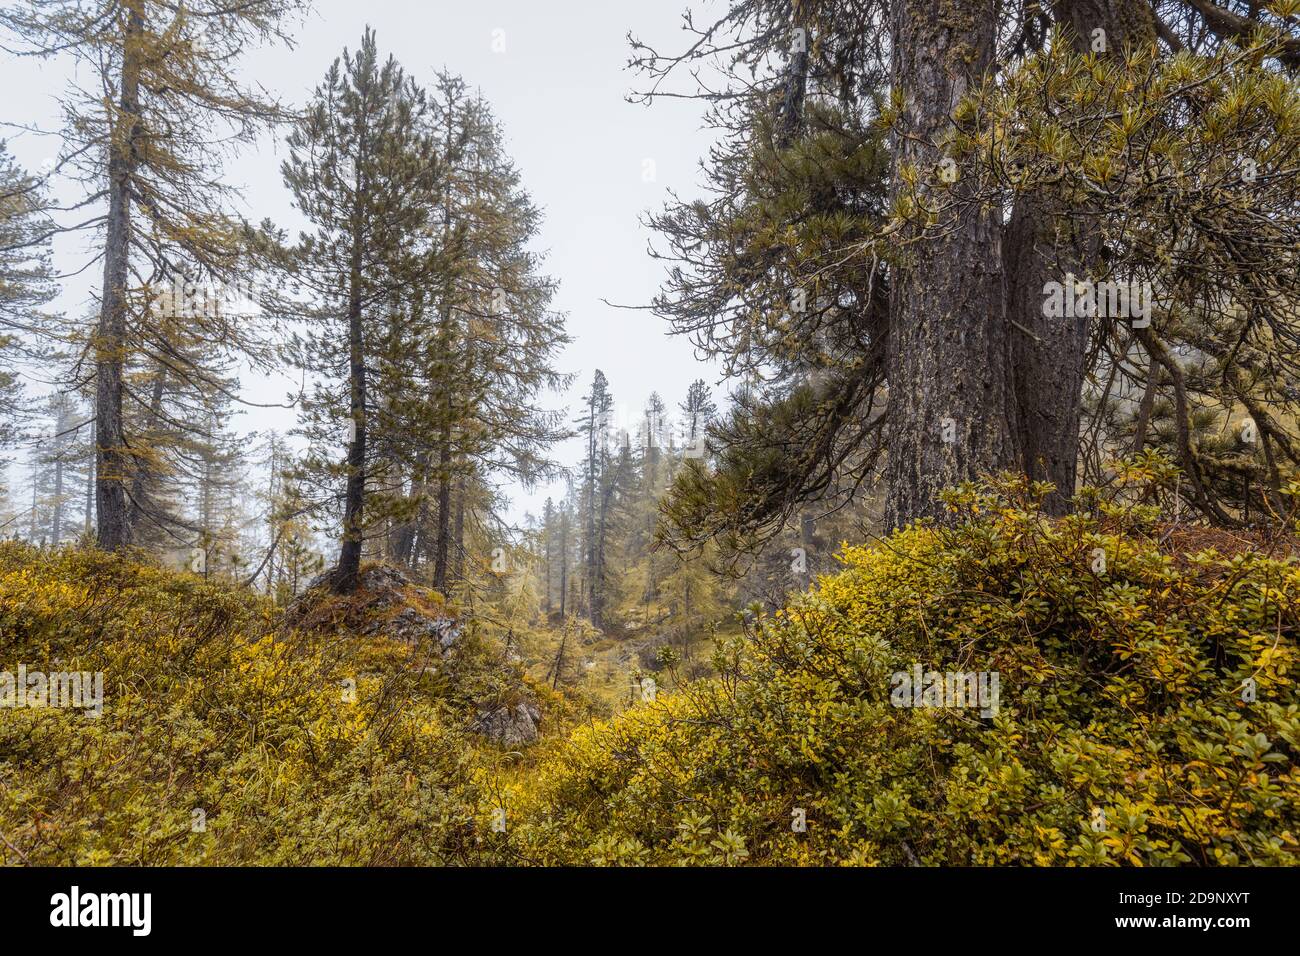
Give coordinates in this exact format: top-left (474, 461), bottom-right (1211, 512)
top-left (0, 545), bottom-right (481, 864)
top-left (5, 462), bottom-right (1298, 867)
top-left (502, 466), bottom-right (1300, 865)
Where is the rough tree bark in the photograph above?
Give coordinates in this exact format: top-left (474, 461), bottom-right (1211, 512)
top-left (884, 0), bottom-right (1015, 528)
top-left (94, 1), bottom-right (144, 551)
top-left (1004, 0), bottom-right (1158, 514)
top-left (1005, 200), bottom-right (1091, 514)
top-left (335, 197), bottom-right (368, 592)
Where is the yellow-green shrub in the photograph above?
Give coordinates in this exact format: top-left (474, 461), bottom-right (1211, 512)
top-left (501, 468), bottom-right (1300, 865)
top-left (0, 545), bottom-right (481, 865)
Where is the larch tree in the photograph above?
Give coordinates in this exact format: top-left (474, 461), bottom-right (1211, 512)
top-left (0, 0), bottom-right (309, 551)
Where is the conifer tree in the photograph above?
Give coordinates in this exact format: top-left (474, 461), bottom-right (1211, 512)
top-left (0, 0), bottom-right (309, 550)
top-left (270, 29), bottom-right (440, 592)
top-left (0, 140), bottom-right (56, 445)
top-left (678, 379), bottom-right (717, 453)
top-left (642, 0), bottom-right (1300, 552)
top-left (579, 370), bottom-right (612, 624)
top-left (540, 496), bottom-right (556, 617)
top-left (414, 75), bottom-right (570, 595)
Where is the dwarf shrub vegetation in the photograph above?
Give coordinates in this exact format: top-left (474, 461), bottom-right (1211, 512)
top-left (0, 545), bottom-right (483, 864)
top-left (2, 463), bottom-right (1297, 865)
top-left (500, 465), bottom-right (1300, 865)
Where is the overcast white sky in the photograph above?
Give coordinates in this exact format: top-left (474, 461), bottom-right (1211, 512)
top-left (1, 0), bottom-right (722, 525)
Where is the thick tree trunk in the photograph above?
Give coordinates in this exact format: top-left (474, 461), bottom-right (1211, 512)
top-left (94, 2), bottom-right (144, 552)
top-left (389, 517), bottom-right (416, 566)
top-left (884, 0), bottom-right (1015, 528)
top-left (1005, 199), bottom-right (1090, 513)
top-left (1004, 0), bottom-right (1159, 514)
top-left (1052, 0), bottom-right (1158, 49)
top-left (776, 10), bottom-right (809, 149)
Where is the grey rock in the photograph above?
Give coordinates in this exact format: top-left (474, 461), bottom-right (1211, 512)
top-left (471, 700), bottom-right (542, 745)
top-left (367, 605), bottom-right (461, 651)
